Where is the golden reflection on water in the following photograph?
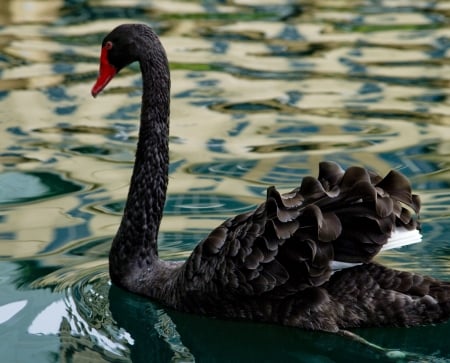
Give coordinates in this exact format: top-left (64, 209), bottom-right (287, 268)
top-left (0, 1), bottom-right (450, 362)
top-left (0, 0), bottom-right (62, 25)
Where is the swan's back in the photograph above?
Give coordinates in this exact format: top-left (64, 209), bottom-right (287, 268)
top-left (154, 161), bottom-right (450, 331)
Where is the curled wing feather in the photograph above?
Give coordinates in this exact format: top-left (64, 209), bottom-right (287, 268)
top-left (180, 162), bottom-right (420, 301)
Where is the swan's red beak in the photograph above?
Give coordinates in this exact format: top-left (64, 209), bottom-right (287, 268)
top-left (91, 46), bottom-right (117, 97)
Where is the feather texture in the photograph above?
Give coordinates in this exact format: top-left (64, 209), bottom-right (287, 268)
top-left (181, 162), bottom-right (421, 299)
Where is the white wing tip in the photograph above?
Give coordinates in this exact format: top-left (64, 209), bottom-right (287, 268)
top-left (330, 228), bottom-right (422, 272)
top-left (381, 227), bottom-right (422, 251)
top-left (330, 261), bottom-right (362, 271)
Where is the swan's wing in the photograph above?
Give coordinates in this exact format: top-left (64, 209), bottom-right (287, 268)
top-left (181, 162), bottom-right (421, 300)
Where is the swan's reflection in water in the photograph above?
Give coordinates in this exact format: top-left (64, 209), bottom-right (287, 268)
top-left (57, 270), bottom-right (450, 363)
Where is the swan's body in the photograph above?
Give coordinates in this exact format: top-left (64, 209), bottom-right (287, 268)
top-left (92, 24), bottom-right (450, 332)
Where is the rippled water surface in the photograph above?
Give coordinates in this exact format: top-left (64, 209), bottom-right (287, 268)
top-left (1, 1), bottom-right (450, 362)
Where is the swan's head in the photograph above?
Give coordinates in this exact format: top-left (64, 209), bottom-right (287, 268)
top-left (91, 24), bottom-right (158, 97)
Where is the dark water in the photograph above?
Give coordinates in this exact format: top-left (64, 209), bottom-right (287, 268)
top-left (0, 1), bottom-right (450, 362)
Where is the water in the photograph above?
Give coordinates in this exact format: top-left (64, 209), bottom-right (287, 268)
top-left (0, 0), bottom-right (450, 362)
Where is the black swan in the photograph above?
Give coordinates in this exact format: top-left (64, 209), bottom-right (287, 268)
top-left (92, 24), bottom-right (450, 332)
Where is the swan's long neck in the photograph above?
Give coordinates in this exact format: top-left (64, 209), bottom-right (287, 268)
top-left (109, 39), bottom-right (170, 283)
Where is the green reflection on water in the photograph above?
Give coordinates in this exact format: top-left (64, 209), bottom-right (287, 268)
top-left (0, 171), bottom-right (83, 205)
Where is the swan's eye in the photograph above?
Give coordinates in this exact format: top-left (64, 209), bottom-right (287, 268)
top-left (105, 41), bottom-right (113, 50)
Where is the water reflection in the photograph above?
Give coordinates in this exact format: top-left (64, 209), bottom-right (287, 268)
top-left (50, 276), bottom-right (450, 362)
top-left (1, 0), bottom-right (450, 362)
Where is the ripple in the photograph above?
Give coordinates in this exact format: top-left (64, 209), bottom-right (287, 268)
top-left (0, 153), bottom-right (37, 165)
top-left (249, 139), bottom-right (375, 153)
top-left (98, 193), bottom-right (255, 217)
top-left (188, 159), bottom-right (258, 179)
top-left (33, 125), bottom-right (119, 136)
top-left (188, 158), bottom-right (313, 186)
